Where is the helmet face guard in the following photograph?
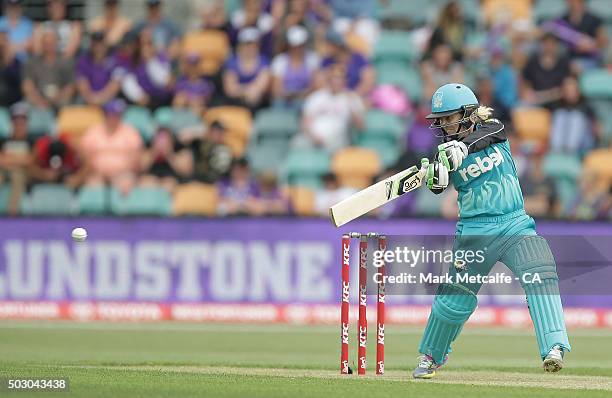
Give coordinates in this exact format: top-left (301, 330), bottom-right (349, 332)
top-left (428, 105), bottom-right (477, 140)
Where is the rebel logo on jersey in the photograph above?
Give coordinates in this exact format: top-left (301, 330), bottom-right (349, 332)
top-left (457, 146), bottom-right (504, 182)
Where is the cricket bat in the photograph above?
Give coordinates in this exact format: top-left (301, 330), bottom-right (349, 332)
top-left (329, 159), bottom-right (429, 227)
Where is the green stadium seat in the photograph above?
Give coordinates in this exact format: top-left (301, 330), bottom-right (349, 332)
top-left (580, 69), bottom-right (612, 99)
top-left (533, 0), bottom-right (566, 22)
top-left (111, 187), bottom-right (172, 216)
top-left (28, 107), bottom-right (56, 137)
top-left (0, 185), bottom-right (10, 214)
top-left (414, 185), bottom-right (444, 216)
top-left (362, 110), bottom-right (405, 142)
top-left (0, 107), bottom-right (10, 138)
top-left (542, 152), bottom-right (582, 180)
top-left (590, 0), bottom-right (612, 22)
top-left (376, 62), bottom-right (422, 101)
top-left (153, 107), bottom-right (203, 134)
top-left (123, 106), bottom-right (156, 142)
top-left (358, 138), bottom-right (401, 169)
top-left (77, 186), bottom-right (108, 215)
top-left (254, 108), bottom-right (300, 139)
top-left (590, 99), bottom-right (612, 144)
top-left (284, 148), bottom-right (331, 189)
top-left (373, 30), bottom-right (415, 64)
top-left (248, 141), bottom-right (290, 175)
top-left (21, 184), bottom-right (75, 215)
top-left (378, 0), bottom-right (444, 26)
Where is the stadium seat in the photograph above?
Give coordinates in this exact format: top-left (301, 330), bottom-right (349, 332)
top-left (542, 152), bottom-right (582, 180)
top-left (590, 0), bottom-right (612, 23)
top-left (362, 109), bottom-right (405, 143)
top-left (57, 105), bottom-right (104, 139)
top-left (123, 106), bottom-right (156, 143)
top-left (153, 107), bottom-right (203, 134)
top-left (182, 30), bottom-right (230, 75)
top-left (358, 138), bottom-right (401, 168)
top-left (0, 107), bottom-right (10, 138)
top-left (173, 182), bottom-right (218, 216)
top-left (28, 107), bottom-right (56, 137)
top-left (373, 30), bottom-right (415, 64)
top-left (512, 107), bottom-right (551, 143)
top-left (482, 0), bottom-right (532, 27)
top-left (284, 148), bottom-right (331, 189)
top-left (344, 31), bottom-right (370, 56)
top-left (583, 148), bottom-right (612, 182)
top-left (378, 0), bottom-right (440, 26)
top-left (204, 106), bottom-right (253, 156)
top-left (590, 99), bottom-right (612, 144)
top-left (287, 186), bottom-right (315, 216)
top-left (253, 107), bottom-right (300, 139)
top-left (248, 141), bottom-right (290, 174)
top-left (112, 187), bottom-right (172, 216)
top-left (0, 185), bottom-right (10, 214)
top-left (332, 147), bottom-right (381, 189)
top-left (580, 69), bottom-right (612, 99)
top-left (376, 62), bottom-right (422, 101)
top-left (21, 184), bottom-right (75, 215)
top-left (533, 0), bottom-right (566, 23)
top-left (77, 186), bottom-right (108, 215)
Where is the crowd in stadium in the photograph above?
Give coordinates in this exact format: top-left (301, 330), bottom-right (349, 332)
top-left (0, 0), bottom-right (610, 220)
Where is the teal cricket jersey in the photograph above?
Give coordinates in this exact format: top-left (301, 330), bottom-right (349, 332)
top-left (450, 120), bottom-right (525, 219)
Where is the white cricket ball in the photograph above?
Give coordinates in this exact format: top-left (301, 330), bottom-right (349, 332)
top-left (71, 227), bottom-right (87, 242)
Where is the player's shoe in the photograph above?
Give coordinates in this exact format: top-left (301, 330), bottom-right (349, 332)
top-left (543, 345), bottom-right (564, 373)
top-left (412, 354), bottom-right (447, 379)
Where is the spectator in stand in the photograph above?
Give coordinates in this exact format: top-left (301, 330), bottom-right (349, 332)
top-left (173, 53), bottom-right (215, 114)
top-left (550, 75), bottom-right (600, 154)
top-left (222, 27), bottom-right (271, 111)
top-left (298, 63), bottom-right (364, 151)
top-left (489, 46), bottom-right (518, 110)
top-left (30, 134), bottom-right (84, 188)
top-left (314, 172), bottom-right (356, 216)
top-left (32, 0), bottom-right (81, 59)
top-left (181, 120), bottom-right (233, 184)
top-left (217, 157), bottom-right (262, 216)
top-left (255, 172), bottom-right (290, 215)
top-left (475, 74), bottom-right (511, 125)
top-left (229, 0), bottom-right (275, 58)
top-left (329, 0), bottom-right (380, 50)
top-left (0, 28), bottom-right (22, 107)
top-left (195, 0), bottom-right (231, 32)
top-left (568, 169), bottom-right (610, 220)
top-left (519, 149), bottom-right (560, 218)
top-left (421, 41), bottom-right (464, 100)
top-left (140, 126), bottom-right (192, 193)
top-left (22, 28), bottom-right (75, 110)
top-left (424, 1), bottom-right (466, 62)
top-left (134, 0), bottom-right (181, 59)
top-left (319, 30), bottom-right (374, 98)
top-left (0, 103), bottom-right (35, 215)
top-left (76, 31), bottom-right (122, 106)
top-left (118, 28), bottom-right (174, 108)
top-left (271, 25), bottom-right (319, 108)
top-left (520, 32), bottom-right (571, 109)
top-left (89, 0), bottom-right (132, 48)
top-left (0, 0), bottom-right (33, 62)
top-left (80, 100), bottom-right (143, 195)
top-left (548, 0), bottom-right (609, 71)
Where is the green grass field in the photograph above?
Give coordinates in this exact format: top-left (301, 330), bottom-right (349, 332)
top-left (1, 321), bottom-right (611, 397)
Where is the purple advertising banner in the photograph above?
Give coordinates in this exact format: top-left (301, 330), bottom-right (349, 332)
top-left (0, 217), bottom-right (610, 307)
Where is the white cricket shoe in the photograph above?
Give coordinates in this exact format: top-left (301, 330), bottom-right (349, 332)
top-left (543, 345), bottom-right (564, 373)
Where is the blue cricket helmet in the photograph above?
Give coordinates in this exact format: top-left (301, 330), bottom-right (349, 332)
top-left (426, 83), bottom-right (479, 119)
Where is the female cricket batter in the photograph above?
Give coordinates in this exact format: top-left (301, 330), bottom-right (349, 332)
top-left (412, 83), bottom-right (571, 379)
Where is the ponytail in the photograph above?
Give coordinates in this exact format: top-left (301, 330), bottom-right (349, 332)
top-left (469, 106), bottom-right (494, 124)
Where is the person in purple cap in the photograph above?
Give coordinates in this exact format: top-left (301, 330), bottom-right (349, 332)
top-left (173, 52), bottom-right (215, 115)
top-left (80, 99), bottom-right (143, 195)
top-left (76, 31), bottom-right (122, 106)
top-left (118, 27), bottom-right (174, 108)
top-left (223, 27), bottom-right (270, 111)
top-left (0, 0), bottom-right (33, 62)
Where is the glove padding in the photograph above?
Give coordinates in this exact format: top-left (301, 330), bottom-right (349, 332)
top-left (438, 140), bottom-right (468, 172)
top-left (426, 160), bottom-right (449, 190)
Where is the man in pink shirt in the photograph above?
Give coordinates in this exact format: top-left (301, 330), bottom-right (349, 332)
top-left (80, 99), bottom-right (143, 194)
